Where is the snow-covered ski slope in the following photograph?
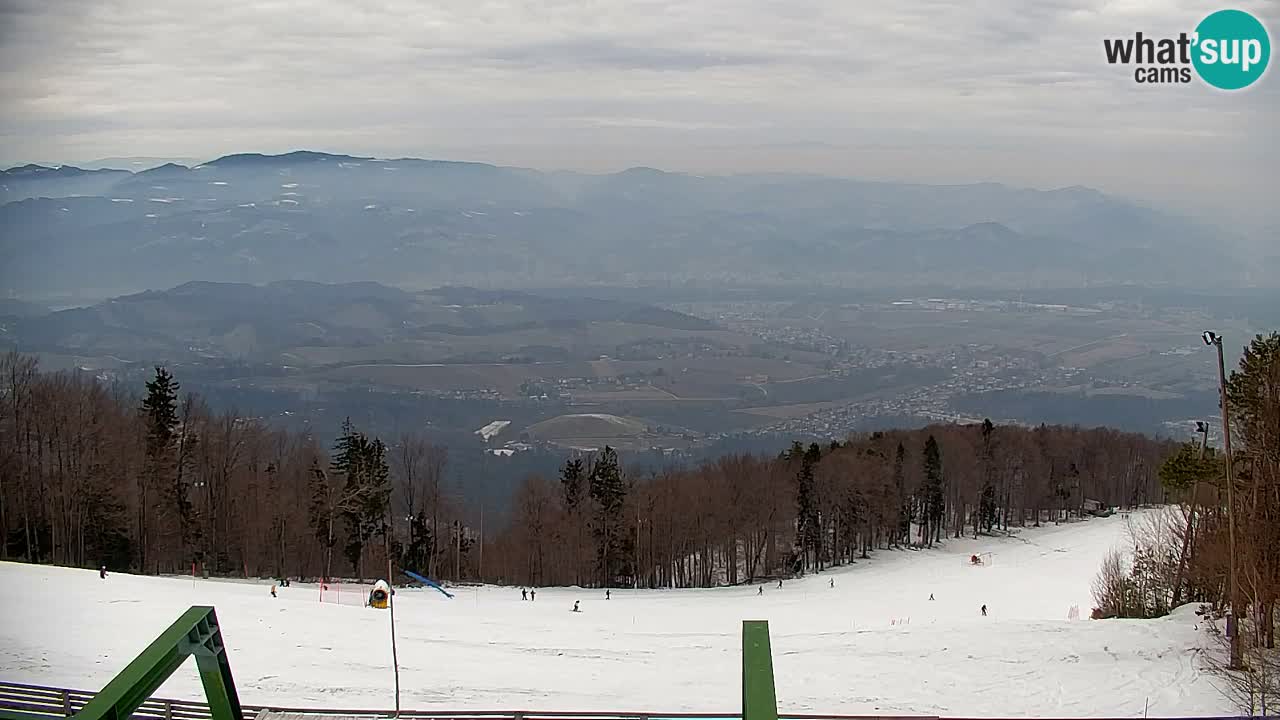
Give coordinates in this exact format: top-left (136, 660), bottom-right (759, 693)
top-left (0, 513), bottom-right (1232, 717)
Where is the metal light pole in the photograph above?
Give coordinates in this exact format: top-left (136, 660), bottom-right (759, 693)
top-left (1203, 330), bottom-right (1242, 670)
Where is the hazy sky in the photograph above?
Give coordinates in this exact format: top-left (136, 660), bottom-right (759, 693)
top-left (1, 0), bottom-right (1276, 222)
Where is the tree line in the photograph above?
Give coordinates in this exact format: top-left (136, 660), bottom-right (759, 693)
top-left (492, 418), bottom-right (1175, 588)
top-left (0, 354), bottom-right (457, 581)
top-left (1094, 332), bottom-right (1278, 714)
top-left (0, 349), bottom-right (1188, 591)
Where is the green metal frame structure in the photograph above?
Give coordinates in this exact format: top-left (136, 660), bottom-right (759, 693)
top-left (742, 620), bottom-right (779, 720)
top-left (0, 606), bottom-right (242, 720)
top-left (0, 606), bottom-right (776, 720)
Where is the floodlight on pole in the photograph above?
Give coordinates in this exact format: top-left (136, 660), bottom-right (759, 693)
top-left (1202, 330), bottom-right (1242, 670)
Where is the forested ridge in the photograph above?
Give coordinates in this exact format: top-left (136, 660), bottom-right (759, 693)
top-left (2, 349), bottom-right (1176, 587)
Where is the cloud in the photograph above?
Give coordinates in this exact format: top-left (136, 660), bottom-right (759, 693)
top-left (474, 37), bottom-right (782, 71)
top-left (0, 0), bottom-right (1275, 219)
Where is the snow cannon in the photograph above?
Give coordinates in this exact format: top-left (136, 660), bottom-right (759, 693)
top-left (368, 580), bottom-right (391, 609)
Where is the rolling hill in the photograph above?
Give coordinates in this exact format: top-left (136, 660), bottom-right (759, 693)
top-left (2, 281), bottom-right (723, 365)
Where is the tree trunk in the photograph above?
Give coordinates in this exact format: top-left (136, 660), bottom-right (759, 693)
top-left (1266, 601), bottom-right (1275, 649)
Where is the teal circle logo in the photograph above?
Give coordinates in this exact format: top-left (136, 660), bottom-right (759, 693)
top-left (1192, 9), bottom-right (1271, 90)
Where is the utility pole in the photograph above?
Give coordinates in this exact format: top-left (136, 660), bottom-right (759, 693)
top-left (636, 511), bottom-right (642, 589)
top-left (383, 518), bottom-right (401, 716)
top-left (1204, 331), bottom-right (1242, 670)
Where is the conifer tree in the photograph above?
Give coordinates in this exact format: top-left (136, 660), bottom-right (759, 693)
top-left (588, 446), bottom-right (627, 586)
top-left (893, 442), bottom-right (910, 547)
top-left (923, 435), bottom-right (944, 547)
top-left (139, 367), bottom-right (182, 571)
top-left (561, 457), bottom-right (587, 584)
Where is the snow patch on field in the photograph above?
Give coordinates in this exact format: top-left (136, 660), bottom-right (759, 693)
top-left (475, 420), bottom-right (511, 441)
top-left (0, 515), bottom-right (1232, 716)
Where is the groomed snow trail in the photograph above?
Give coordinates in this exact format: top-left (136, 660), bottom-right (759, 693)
top-left (0, 513), bottom-right (1232, 717)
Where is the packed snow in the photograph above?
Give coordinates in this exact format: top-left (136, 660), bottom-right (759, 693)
top-left (0, 514), bottom-right (1232, 717)
top-left (475, 420), bottom-right (512, 441)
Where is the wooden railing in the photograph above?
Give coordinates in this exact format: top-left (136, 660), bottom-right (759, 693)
top-left (0, 682), bottom-right (248, 720)
top-left (0, 681), bottom-right (939, 720)
top-left (0, 681), bottom-right (1237, 720)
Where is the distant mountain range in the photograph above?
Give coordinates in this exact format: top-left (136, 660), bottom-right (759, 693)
top-left (1, 150), bottom-right (1267, 299)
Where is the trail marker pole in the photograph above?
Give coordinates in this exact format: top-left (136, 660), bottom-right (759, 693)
top-left (384, 521), bottom-right (401, 716)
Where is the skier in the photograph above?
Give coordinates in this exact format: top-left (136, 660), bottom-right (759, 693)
top-left (99, 566), bottom-right (107, 579)
top-left (271, 584), bottom-right (277, 598)
top-left (605, 589), bottom-right (611, 600)
top-left (572, 600), bottom-right (581, 613)
top-left (758, 586), bottom-right (763, 596)
top-left (929, 593), bottom-right (935, 601)
top-left (777, 579), bottom-right (783, 589)
top-left (829, 578), bottom-right (834, 589)
top-left (530, 589), bottom-right (536, 601)
top-left (522, 588), bottom-right (528, 601)
top-left (981, 604), bottom-right (988, 617)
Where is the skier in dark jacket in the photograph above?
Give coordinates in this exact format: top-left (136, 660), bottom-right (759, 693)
top-left (981, 604), bottom-right (988, 616)
top-left (99, 566), bottom-right (107, 579)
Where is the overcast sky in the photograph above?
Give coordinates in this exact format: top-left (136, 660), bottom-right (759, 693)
top-left (1, 0), bottom-right (1276, 223)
